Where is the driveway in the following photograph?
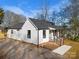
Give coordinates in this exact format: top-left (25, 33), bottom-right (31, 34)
top-left (0, 38), bottom-right (64, 59)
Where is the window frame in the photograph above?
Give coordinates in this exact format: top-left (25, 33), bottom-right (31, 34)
top-left (27, 30), bottom-right (31, 39)
top-left (43, 30), bottom-right (46, 38)
top-left (11, 29), bottom-right (13, 34)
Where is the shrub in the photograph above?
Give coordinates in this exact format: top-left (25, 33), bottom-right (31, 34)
top-left (73, 36), bottom-right (79, 41)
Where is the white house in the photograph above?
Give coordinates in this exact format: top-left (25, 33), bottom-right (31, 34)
top-left (7, 18), bottom-right (60, 45)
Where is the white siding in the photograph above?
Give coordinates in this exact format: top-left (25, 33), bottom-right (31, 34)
top-left (39, 30), bottom-right (50, 44)
top-left (7, 29), bottom-right (19, 39)
top-left (20, 19), bottom-right (38, 44)
top-left (7, 29), bottom-right (11, 38)
top-left (7, 19), bottom-right (38, 45)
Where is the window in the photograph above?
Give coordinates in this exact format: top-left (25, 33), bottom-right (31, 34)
top-left (43, 30), bottom-right (46, 38)
top-left (11, 30), bottom-right (13, 34)
top-left (27, 30), bottom-right (31, 38)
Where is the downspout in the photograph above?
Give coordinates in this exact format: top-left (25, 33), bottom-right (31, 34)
top-left (37, 29), bottom-right (39, 47)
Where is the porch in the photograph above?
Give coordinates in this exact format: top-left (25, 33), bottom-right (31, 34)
top-left (39, 37), bottom-right (64, 50)
top-left (45, 28), bottom-right (64, 50)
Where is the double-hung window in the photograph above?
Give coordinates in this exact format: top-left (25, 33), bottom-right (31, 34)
top-left (11, 30), bottom-right (13, 34)
top-left (43, 30), bottom-right (46, 38)
top-left (27, 30), bottom-right (31, 38)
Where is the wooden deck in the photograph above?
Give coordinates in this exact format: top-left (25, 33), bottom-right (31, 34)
top-left (0, 38), bottom-right (64, 59)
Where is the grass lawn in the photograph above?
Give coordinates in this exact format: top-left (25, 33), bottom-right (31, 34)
top-left (64, 39), bottom-right (79, 59)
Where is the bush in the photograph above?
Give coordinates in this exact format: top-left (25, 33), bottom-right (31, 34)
top-left (67, 34), bottom-right (72, 39)
top-left (73, 36), bottom-right (79, 41)
top-left (69, 36), bottom-right (79, 41)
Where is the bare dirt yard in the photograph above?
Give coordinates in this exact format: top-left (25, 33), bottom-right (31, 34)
top-left (0, 38), bottom-right (64, 59)
top-left (0, 32), bottom-right (5, 39)
top-left (64, 39), bottom-right (79, 59)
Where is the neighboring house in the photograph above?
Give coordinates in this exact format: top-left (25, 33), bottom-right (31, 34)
top-left (7, 18), bottom-right (60, 45)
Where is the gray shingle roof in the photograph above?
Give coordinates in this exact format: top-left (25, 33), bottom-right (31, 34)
top-left (30, 18), bottom-right (55, 30)
top-left (8, 22), bottom-right (25, 29)
top-left (8, 18), bottom-right (55, 30)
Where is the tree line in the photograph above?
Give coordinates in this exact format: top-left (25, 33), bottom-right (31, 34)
top-left (35, 0), bottom-right (79, 40)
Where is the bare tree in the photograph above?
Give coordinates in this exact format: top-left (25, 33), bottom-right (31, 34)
top-left (0, 8), bottom-right (4, 24)
top-left (68, 0), bottom-right (79, 36)
top-left (35, 0), bottom-right (49, 20)
top-left (2, 11), bottom-right (26, 27)
top-left (60, 0), bottom-right (79, 39)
